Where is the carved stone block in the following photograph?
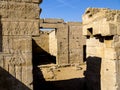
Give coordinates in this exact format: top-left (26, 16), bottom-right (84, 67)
top-left (2, 19), bottom-right (40, 36)
top-left (2, 36), bottom-right (33, 89)
top-left (0, 1), bottom-right (40, 19)
top-left (2, 36), bottom-right (32, 53)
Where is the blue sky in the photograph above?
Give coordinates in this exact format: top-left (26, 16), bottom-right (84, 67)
top-left (40, 0), bottom-right (120, 22)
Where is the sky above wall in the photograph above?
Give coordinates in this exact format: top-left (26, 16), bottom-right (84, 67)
top-left (40, 0), bottom-right (120, 22)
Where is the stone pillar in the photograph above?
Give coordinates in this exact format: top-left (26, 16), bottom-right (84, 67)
top-left (57, 23), bottom-right (69, 64)
top-left (82, 8), bottom-right (120, 90)
top-left (0, 0), bottom-right (42, 89)
top-left (67, 22), bottom-right (86, 64)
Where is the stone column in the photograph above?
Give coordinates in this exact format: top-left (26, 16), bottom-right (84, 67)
top-left (67, 22), bottom-right (86, 64)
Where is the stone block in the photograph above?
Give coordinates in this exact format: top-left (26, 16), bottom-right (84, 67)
top-left (101, 59), bottom-right (117, 78)
top-left (67, 22), bottom-right (82, 26)
top-left (43, 18), bottom-right (64, 24)
top-left (117, 23), bottom-right (120, 35)
top-left (2, 19), bottom-right (40, 36)
top-left (86, 37), bottom-right (99, 47)
top-left (101, 59), bottom-right (117, 90)
top-left (69, 49), bottom-right (82, 63)
top-left (100, 23), bottom-right (117, 36)
top-left (2, 36), bottom-right (32, 54)
top-left (32, 0), bottom-right (42, 3)
top-left (40, 19), bottom-right (44, 23)
top-left (57, 53), bottom-right (68, 64)
top-left (0, 1), bottom-right (40, 19)
top-left (0, 55), bottom-right (3, 67)
top-left (104, 39), bottom-right (114, 48)
top-left (87, 47), bottom-right (97, 57)
top-left (101, 79), bottom-right (117, 90)
top-left (104, 48), bottom-right (116, 60)
top-left (83, 25), bottom-right (92, 36)
top-left (49, 30), bottom-right (57, 56)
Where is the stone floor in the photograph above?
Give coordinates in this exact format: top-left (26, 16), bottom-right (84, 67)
top-left (35, 64), bottom-right (87, 90)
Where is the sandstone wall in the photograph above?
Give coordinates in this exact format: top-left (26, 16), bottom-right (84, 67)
top-left (33, 31), bottom-right (49, 54)
top-left (49, 30), bottom-right (57, 57)
top-left (0, 0), bottom-right (42, 89)
top-left (68, 22), bottom-right (86, 64)
top-left (82, 8), bottom-right (120, 90)
top-left (40, 18), bottom-right (86, 65)
top-left (56, 23), bottom-right (69, 64)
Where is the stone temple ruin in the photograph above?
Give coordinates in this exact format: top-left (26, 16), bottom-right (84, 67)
top-left (0, 0), bottom-right (120, 90)
top-left (83, 8), bottom-right (120, 90)
top-left (0, 0), bottom-right (42, 89)
top-left (38, 18), bottom-right (86, 64)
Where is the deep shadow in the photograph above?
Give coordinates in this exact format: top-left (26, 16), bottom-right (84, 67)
top-left (83, 45), bottom-right (86, 62)
top-left (32, 66), bottom-right (47, 90)
top-left (47, 78), bottom-right (86, 90)
top-left (0, 15), bottom-right (2, 52)
top-left (94, 35), bottom-right (104, 43)
top-left (32, 35), bottom-right (102, 90)
top-left (104, 35), bottom-right (113, 40)
top-left (32, 39), bottom-right (56, 66)
top-left (32, 66), bottom-right (63, 90)
top-left (32, 66), bottom-right (87, 90)
top-left (0, 67), bottom-right (30, 90)
top-left (84, 56), bottom-right (101, 90)
top-left (32, 39), bottom-right (57, 90)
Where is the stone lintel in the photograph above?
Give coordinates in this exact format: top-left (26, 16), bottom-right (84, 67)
top-left (83, 22), bottom-right (117, 36)
top-left (40, 23), bottom-right (66, 29)
top-left (67, 22), bottom-right (82, 26)
top-left (41, 18), bottom-right (64, 24)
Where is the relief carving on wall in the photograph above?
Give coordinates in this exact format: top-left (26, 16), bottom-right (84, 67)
top-left (9, 50), bottom-right (25, 66)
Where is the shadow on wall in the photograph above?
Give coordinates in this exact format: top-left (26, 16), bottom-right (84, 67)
top-left (32, 57), bottom-right (101, 90)
top-left (32, 66), bottom-right (48, 90)
top-left (84, 56), bottom-right (101, 90)
top-left (0, 67), bottom-right (31, 90)
top-left (48, 56), bottom-right (101, 90)
top-left (32, 37), bottom-right (102, 90)
top-left (0, 15), bottom-right (2, 52)
top-left (32, 39), bottom-right (56, 90)
top-left (32, 39), bottom-right (56, 66)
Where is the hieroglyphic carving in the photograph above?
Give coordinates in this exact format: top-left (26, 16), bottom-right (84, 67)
top-left (0, 0), bottom-right (41, 89)
top-left (9, 51), bottom-right (25, 66)
top-left (0, 1), bottom-right (7, 17)
top-left (2, 20), bottom-right (39, 35)
top-left (0, 1), bottom-right (40, 18)
top-left (2, 36), bottom-right (32, 54)
top-left (25, 3), bottom-right (40, 19)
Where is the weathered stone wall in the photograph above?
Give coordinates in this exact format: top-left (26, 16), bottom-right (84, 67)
top-left (49, 30), bottom-right (57, 57)
top-left (40, 18), bottom-right (86, 65)
top-left (0, 0), bottom-right (42, 89)
top-left (68, 22), bottom-right (86, 64)
top-left (82, 8), bottom-right (120, 90)
top-left (56, 23), bottom-right (69, 64)
top-left (33, 31), bottom-right (49, 54)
